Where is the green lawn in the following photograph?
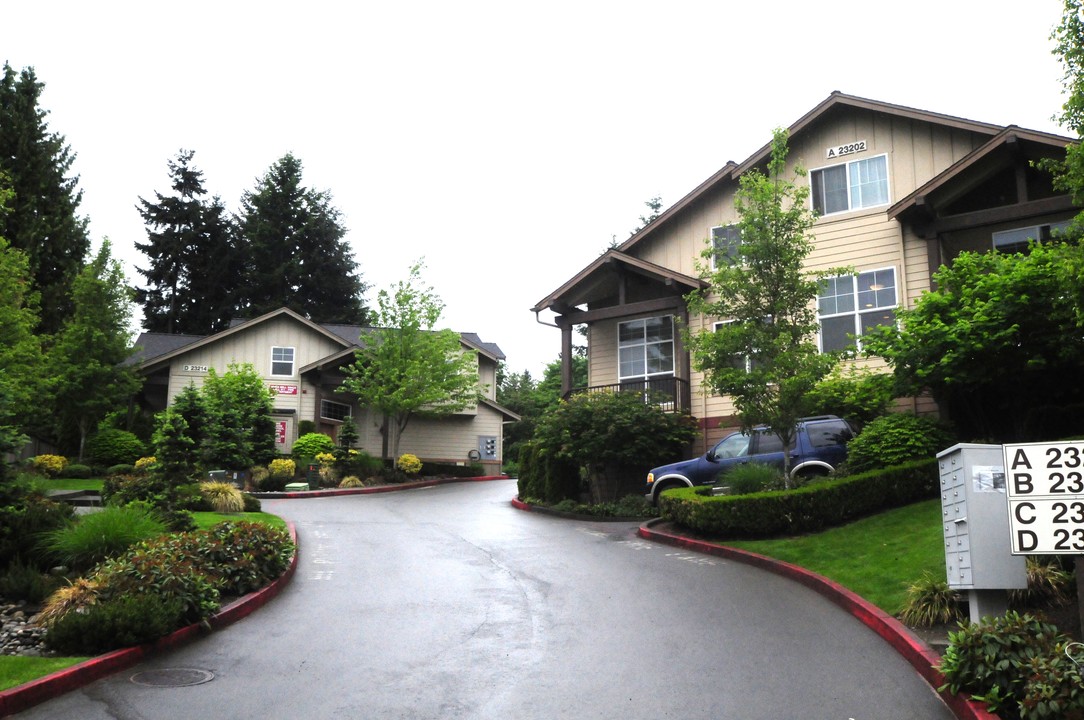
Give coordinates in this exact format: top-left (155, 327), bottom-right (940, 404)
top-left (192, 511), bottom-right (287, 530)
top-left (0, 656), bottom-right (88, 692)
top-left (32, 478), bottom-right (105, 493)
top-left (722, 498), bottom-right (944, 615)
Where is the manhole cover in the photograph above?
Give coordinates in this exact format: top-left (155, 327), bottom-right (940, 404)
top-left (130, 668), bottom-right (215, 687)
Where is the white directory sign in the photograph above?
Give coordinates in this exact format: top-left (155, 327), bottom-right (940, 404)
top-left (1004, 441), bottom-right (1084, 554)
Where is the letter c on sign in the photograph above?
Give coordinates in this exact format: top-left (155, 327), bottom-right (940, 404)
top-left (1014, 502), bottom-right (1037, 524)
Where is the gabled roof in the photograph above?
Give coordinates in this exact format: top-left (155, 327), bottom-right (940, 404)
top-left (132, 308), bottom-right (353, 372)
top-left (532, 249), bottom-right (705, 313)
top-left (132, 306), bottom-right (506, 373)
top-left (614, 91), bottom-right (1008, 256)
top-left (888, 125), bottom-right (1076, 220)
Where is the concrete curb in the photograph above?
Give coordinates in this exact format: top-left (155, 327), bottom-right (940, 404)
top-left (0, 522), bottom-right (300, 718)
top-left (635, 519), bottom-right (997, 720)
top-left (252, 474), bottom-right (512, 499)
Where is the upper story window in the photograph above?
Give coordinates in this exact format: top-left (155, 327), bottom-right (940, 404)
top-left (618, 316), bottom-right (674, 381)
top-left (993, 220), bottom-right (1071, 253)
top-left (271, 346), bottom-right (295, 377)
top-left (818, 268), bottom-right (897, 353)
top-left (811, 155), bottom-right (889, 216)
top-left (711, 225), bottom-right (741, 268)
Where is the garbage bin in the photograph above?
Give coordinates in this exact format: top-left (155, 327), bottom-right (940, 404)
top-left (306, 463), bottom-right (320, 490)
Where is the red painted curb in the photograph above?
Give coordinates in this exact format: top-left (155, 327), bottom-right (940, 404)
top-left (636, 520), bottom-right (997, 720)
top-left (0, 522), bottom-right (300, 718)
top-left (262, 475), bottom-right (513, 499)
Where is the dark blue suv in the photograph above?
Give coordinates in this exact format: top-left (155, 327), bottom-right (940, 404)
top-left (644, 415), bottom-right (855, 504)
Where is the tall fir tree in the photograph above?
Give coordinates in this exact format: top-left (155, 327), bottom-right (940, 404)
top-left (0, 63), bottom-right (90, 335)
top-left (235, 153), bottom-right (368, 324)
top-left (135, 150), bottom-right (239, 335)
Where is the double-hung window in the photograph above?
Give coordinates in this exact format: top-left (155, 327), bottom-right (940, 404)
top-left (618, 316), bottom-right (674, 382)
top-left (818, 268), bottom-right (897, 352)
top-left (271, 346), bottom-right (295, 377)
top-left (811, 155), bottom-right (889, 215)
top-left (711, 225), bottom-right (741, 268)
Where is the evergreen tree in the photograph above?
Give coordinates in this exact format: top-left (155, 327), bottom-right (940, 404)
top-left (135, 150), bottom-right (239, 334)
top-left (235, 154), bottom-right (368, 323)
top-left (0, 63), bottom-right (90, 335)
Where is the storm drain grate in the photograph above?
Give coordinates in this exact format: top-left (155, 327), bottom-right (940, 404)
top-left (130, 668), bottom-right (215, 687)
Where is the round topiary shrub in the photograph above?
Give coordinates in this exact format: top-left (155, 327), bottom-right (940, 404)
top-left (845, 413), bottom-right (954, 474)
top-left (60, 463), bottom-right (94, 479)
top-left (85, 429), bottom-right (145, 467)
top-left (291, 433), bottom-right (335, 459)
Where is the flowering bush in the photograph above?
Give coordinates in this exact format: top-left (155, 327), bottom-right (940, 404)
top-left (134, 456), bottom-right (157, 473)
top-left (32, 454), bottom-right (68, 477)
top-left (268, 458), bottom-right (295, 481)
top-left (397, 453), bottom-right (422, 475)
top-left (314, 452), bottom-right (336, 466)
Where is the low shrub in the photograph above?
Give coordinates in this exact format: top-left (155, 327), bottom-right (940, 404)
top-left (41, 505), bottom-right (168, 572)
top-left (547, 494), bottom-right (657, 519)
top-left (0, 491), bottom-right (75, 570)
top-left (241, 492), bottom-right (261, 512)
top-left (200, 481), bottom-right (244, 513)
top-left (722, 463), bottom-right (786, 495)
top-left (31, 455), bottom-right (67, 478)
top-left (134, 456), bottom-right (157, 473)
top-left (337, 450), bottom-right (383, 479)
top-left (339, 475), bottom-right (364, 488)
top-left (45, 594), bottom-right (185, 655)
top-left (203, 521), bottom-right (294, 595)
top-left (84, 429), bottom-right (145, 467)
top-left (59, 463), bottom-right (93, 479)
top-left (659, 458), bottom-right (938, 538)
top-left (397, 453), bottom-right (422, 475)
top-left (938, 611), bottom-right (1080, 719)
top-left (268, 458), bottom-right (295, 482)
top-left (0, 559), bottom-right (57, 603)
top-left (845, 413), bottom-right (954, 474)
top-left (106, 464), bottom-right (135, 477)
top-left (291, 433), bottom-right (335, 460)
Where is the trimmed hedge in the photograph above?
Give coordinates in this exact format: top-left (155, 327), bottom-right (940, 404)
top-left (659, 458), bottom-right (938, 538)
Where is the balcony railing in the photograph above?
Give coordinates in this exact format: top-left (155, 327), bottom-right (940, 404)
top-left (566, 376), bottom-right (690, 414)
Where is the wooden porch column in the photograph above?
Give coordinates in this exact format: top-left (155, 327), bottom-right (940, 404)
top-left (560, 320), bottom-right (573, 396)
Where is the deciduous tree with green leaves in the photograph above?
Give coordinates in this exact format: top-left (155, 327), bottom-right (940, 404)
top-left (685, 129), bottom-right (842, 483)
top-left (200, 363), bottom-right (277, 471)
top-left (47, 240), bottom-right (141, 458)
top-left (340, 262), bottom-right (481, 463)
top-left (0, 228), bottom-right (43, 465)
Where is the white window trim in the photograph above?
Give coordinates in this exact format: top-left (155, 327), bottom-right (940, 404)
top-left (710, 224), bottom-right (741, 269)
top-left (809, 153), bottom-right (891, 217)
top-left (817, 266), bottom-right (898, 353)
top-left (617, 316), bottom-right (675, 382)
top-left (270, 346), bottom-right (295, 378)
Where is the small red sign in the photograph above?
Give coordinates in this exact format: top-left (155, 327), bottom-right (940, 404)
top-left (269, 384), bottom-right (298, 395)
top-left (275, 421), bottom-right (287, 445)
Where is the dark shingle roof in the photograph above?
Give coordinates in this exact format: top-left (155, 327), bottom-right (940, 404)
top-left (126, 333), bottom-right (205, 366)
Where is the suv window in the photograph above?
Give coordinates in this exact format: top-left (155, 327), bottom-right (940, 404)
top-left (753, 432), bottom-right (785, 454)
top-left (713, 433), bottom-right (750, 459)
top-left (805, 419), bottom-right (854, 448)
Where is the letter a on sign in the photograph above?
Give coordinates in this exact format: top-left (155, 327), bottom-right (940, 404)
top-left (1010, 449), bottom-right (1032, 470)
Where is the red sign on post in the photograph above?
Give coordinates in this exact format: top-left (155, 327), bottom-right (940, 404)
top-left (275, 421), bottom-right (287, 445)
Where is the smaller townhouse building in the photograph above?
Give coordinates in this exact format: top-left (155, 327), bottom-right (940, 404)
top-left (129, 307), bottom-right (518, 474)
top-left (533, 92), bottom-right (1078, 453)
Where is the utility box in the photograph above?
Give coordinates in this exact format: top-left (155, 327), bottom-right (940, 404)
top-left (938, 443), bottom-right (1028, 621)
top-left (478, 435), bottom-right (498, 461)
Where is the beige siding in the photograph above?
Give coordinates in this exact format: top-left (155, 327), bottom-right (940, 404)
top-left (396, 404), bottom-right (505, 464)
top-left (582, 106), bottom-right (996, 437)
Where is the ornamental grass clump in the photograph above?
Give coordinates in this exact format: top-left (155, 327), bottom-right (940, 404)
top-left (898, 572), bottom-right (962, 627)
top-left (200, 481), bottom-right (245, 513)
top-left (41, 505), bottom-right (168, 572)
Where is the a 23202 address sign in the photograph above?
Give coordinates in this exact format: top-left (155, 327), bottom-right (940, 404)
top-left (1005, 441), bottom-right (1084, 554)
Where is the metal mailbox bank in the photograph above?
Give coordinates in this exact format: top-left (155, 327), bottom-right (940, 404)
top-left (937, 443), bottom-right (1027, 621)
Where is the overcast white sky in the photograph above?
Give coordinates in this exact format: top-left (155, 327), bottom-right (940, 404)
top-left (2, 0), bottom-right (1072, 377)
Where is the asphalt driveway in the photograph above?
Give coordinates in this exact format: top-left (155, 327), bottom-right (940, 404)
top-left (14, 479), bottom-right (954, 719)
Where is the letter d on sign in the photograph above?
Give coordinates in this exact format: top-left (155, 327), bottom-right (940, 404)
top-left (1016, 530), bottom-right (1039, 553)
